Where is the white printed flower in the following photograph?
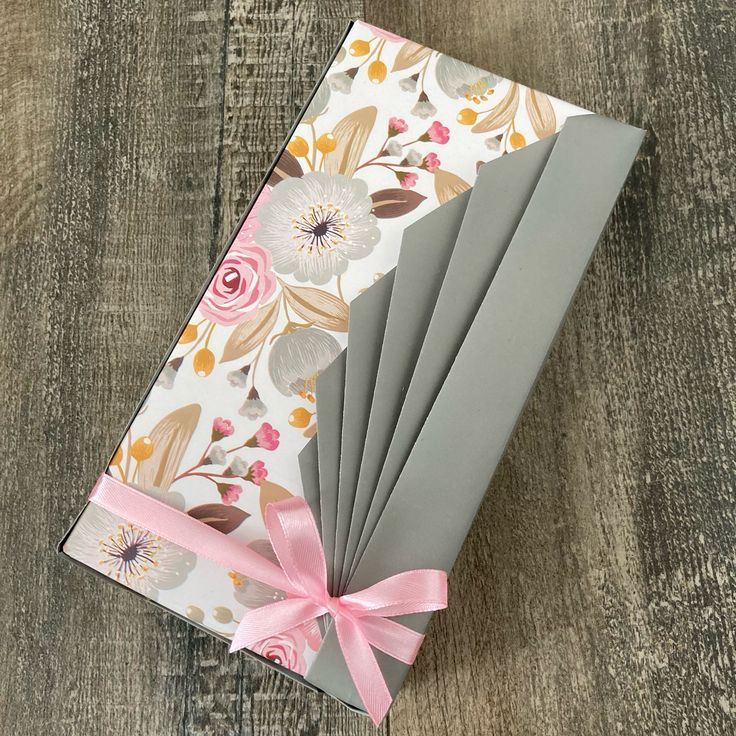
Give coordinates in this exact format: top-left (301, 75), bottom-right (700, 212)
top-left (227, 364), bottom-right (250, 388)
top-left (406, 148), bottom-right (423, 166)
top-left (257, 172), bottom-right (380, 285)
top-left (156, 357), bottom-right (183, 390)
top-left (485, 135), bottom-right (503, 152)
top-left (225, 456), bottom-right (249, 477)
top-left (399, 74), bottom-right (419, 93)
top-left (435, 55), bottom-right (501, 100)
top-left (205, 445), bottom-right (227, 465)
top-left (411, 92), bottom-right (437, 119)
top-left (327, 67), bottom-right (357, 94)
top-left (64, 504), bottom-right (195, 600)
top-left (386, 139), bottom-right (403, 157)
top-left (239, 387), bottom-right (268, 419)
top-left (268, 327), bottom-right (341, 397)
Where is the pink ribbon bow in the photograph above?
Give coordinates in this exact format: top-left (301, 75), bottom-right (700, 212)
top-left (88, 474), bottom-right (447, 724)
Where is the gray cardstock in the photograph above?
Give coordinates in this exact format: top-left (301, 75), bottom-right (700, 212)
top-left (298, 436), bottom-right (321, 536)
top-left (345, 133), bottom-right (558, 582)
top-left (315, 349), bottom-right (346, 587)
top-left (305, 114), bottom-right (644, 709)
top-left (337, 192), bottom-right (470, 593)
top-left (332, 269), bottom-right (395, 592)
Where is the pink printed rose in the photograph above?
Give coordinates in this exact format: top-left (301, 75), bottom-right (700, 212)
top-left (211, 417), bottom-right (234, 441)
top-left (422, 121), bottom-right (450, 144)
top-left (252, 628), bottom-right (307, 675)
top-left (199, 189), bottom-right (276, 326)
top-left (422, 152), bottom-right (441, 172)
top-left (199, 242), bottom-right (276, 326)
top-left (388, 116), bottom-right (408, 136)
top-left (246, 460), bottom-right (268, 485)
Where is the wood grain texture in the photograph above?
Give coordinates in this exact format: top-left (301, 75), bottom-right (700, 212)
top-left (0, 1), bottom-right (734, 735)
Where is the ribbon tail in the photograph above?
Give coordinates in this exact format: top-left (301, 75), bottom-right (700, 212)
top-left (230, 598), bottom-right (325, 653)
top-left (356, 615), bottom-right (425, 665)
top-left (335, 615), bottom-right (393, 726)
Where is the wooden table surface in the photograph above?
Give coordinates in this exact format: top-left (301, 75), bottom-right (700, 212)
top-left (2, 1), bottom-right (734, 734)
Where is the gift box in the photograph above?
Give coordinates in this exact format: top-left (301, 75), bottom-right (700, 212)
top-left (60, 19), bottom-right (641, 723)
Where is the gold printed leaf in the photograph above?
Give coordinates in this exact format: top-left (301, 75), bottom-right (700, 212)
top-left (391, 41), bottom-right (432, 72)
top-left (259, 480), bottom-right (294, 519)
top-left (525, 88), bottom-right (557, 139)
top-left (220, 300), bottom-right (279, 363)
top-left (433, 168), bottom-right (471, 205)
top-left (471, 82), bottom-right (519, 133)
top-left (137, 404), bottom-right (201, 492)
top-left (282, 283), bottom-right (349, 332)
top-left (324, 106), bottom-right (377, 177)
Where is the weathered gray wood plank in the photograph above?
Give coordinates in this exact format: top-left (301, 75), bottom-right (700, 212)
top-left (1, 0), bottom-right (734, 734)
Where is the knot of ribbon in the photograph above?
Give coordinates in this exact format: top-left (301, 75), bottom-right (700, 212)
top-left (88, 474), bottom-right (447, 724)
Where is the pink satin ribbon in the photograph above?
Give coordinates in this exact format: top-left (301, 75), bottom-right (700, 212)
top-left (89, 474), bottom-right (447, 724)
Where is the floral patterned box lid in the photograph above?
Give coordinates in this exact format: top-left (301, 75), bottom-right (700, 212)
top-left (62, 20), bottom-right (588, 686)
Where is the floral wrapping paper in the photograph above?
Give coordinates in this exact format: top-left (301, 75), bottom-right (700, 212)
top-left (63, 20), bottom-right (588, 679)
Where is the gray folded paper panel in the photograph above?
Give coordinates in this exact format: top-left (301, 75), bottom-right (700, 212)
top-left (331, 269), bottom-right (395, 592)
top-left (298, 436), bottom-right (321, 536)
top-left (344, 133), bottom-right (558, 584)
top-left (336, 192), bottom-right (471, 593)
top-left (315, 349), bottom-right (346, 585)
top-left (304, 114), bottom-right (644, 707)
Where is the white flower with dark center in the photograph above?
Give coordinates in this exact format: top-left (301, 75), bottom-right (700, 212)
top-left (268, 327), bottom-right (342, 397)
top-left (64, 504), bottom-right (195, 600)
top-left (257, 172), bottom-right (380, 285)
top-left (435, 55), bottom-right (501, 100)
